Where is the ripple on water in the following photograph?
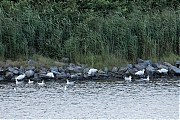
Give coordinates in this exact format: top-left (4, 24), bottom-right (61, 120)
top-left (0, 79), bottom-right (179, 119)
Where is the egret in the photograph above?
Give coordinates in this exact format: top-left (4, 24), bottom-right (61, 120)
top-left (66, 79), bottom-right (74, 85)
top-left (15, 73), bottom-right (26, 80)
top-left (88, 68), bottom-right (98, 76)
top-left (28, 79), bottom-right (34, 84)
top-left (61, 85), bottom-right (67, 92)
top-left (46, 72), bottom-right (54, 78)
top-left (38, 80), bottom-right (45, 86)
top-left (16, 79), bottom-right (23, 85)
top-left (157, 68), bottom-right (168, 74)
top-left (124, 76), bottom-right (132, 81)
top-left (135, 69), bottom-right (145, 76)
top-left (141, 75), bottom-right (150, 81)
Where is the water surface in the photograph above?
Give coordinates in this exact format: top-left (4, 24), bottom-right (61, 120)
top-left (0, 78), bottom-right (179, 119)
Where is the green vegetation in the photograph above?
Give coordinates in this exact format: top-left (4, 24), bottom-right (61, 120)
top-left (0, 0), bottom-right (179, 68)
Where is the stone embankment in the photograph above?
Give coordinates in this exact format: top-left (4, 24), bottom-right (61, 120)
top-left (0, 58), bottom-right (180, 83)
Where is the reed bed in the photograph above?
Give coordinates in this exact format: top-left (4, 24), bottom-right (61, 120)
top-left (0, 1), bottom-right (179, 68)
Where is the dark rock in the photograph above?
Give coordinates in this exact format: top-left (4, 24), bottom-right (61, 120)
top-left (19, 66), bottom-right (25, 73)
top-left (28, 59), bottom-right (34, 65)
top-left (26, 66), bottom-right (35, 70)
top-left (0, 76), bottom-right (4, 81)
top-left (56, 72), bottom-right (67, 79)
top-left (8, 67), bottom-right (15, 72)
top-left (128, 64), bottom-right (133, 69)
top-left (5, 72), bottom-right (14, 79)
top-left (134, 63), bottom-right (147, 70)
top-left (136, 58), bottom-right (144, 64)
top-left (0, 67), bottom-right (5, 75)
top-left (175, 60), bottom-right (180, 68)
top-left (146, 65), bottom-right (155, 77)
top-left (50, 66), bottom-right (58, 72)
top-left (144, 60), bottom-right (152, 66)
top-left (58, 67), bottom-right (65, 73)
top-left (73, 66), bottom-right (83, 73)
top-left (13, 69), bottom-right (19, 75)
top-left (25, 70), bottom-right (34, 78)
top-left (112, 67), bottom-right (118, 73)
top-left (118, 67), bottom-right (127, 74)
top-left (104, 67), bottom-right (108, 74)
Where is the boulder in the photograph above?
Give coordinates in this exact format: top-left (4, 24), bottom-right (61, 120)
top-left (5, 72), bottom-right (14, 79)
top-left (112, 67), bottom-right (118, 73)
top-left (50, 66), bottom-right (58, 72)
top-left (175, 60), bottom-right (180, 68)
top-left (134, 63), bottom-right (147, 70)
top-left (25, 70), bottom-right (34, 78)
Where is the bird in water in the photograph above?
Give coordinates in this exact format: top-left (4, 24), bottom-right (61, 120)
top-left (38, 80), bottom-right (45, 86)
top-left (28, 79), bottom-right (34, 84)
top-left (157, 68), bottom-right (168, 74)
top-left (66, 79), bottom-right (74, 85)
top-left (141, 75), bottom-right (150, 81)
top-left (124, 76), bottom-right (132, 81)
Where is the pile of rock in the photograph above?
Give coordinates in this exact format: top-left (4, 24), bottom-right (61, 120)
top-left (0, 58), bottom-right (179, 83)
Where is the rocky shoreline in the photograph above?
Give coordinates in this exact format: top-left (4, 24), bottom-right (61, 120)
top-left (0, 58), bottom-right (180, 83)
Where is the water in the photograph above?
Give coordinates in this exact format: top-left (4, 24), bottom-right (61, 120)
top-left (0, 78), bottom-right (179, 119)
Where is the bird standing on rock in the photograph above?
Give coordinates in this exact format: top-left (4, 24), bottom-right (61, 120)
top-left (135, 69), bottom-right (145, 76)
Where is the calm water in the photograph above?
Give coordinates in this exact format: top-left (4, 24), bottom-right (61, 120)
top-left (0, 78), bottom-right (179, 119)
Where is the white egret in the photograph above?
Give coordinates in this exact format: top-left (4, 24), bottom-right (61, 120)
top-left (141, 75), bottom-right (150, 81)
top-left (28, 79), bottom-right (34, 84)
top-left (135, 69), bottom-right (145, 76)
top-left (157, 68), bottom-right (168, 74)
top-left (66, 79), bottom-right (74, 85)
top-left (16, 79), bottom-right (23, 85)
top-left (15, 73), bottom-right (26, 80)
top-left (46, 72), bottom-right (54, 78)
top-left (124, 76), bottom-right (132, 81)
top-left (88, 68), bottom-right (98, 76)
top-left (38, 80), bottom-right (45, 86)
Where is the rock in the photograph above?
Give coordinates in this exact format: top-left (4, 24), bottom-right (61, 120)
top-left (136, 58), bottom-right (144, 64)
top-left (13, 69), bottom-right (19, 75)
top-left (25, 70), bottom-right (34, 78)
top-left (50, 66), bottom-right (58, 72)
top-left (153, 63), bottom-right (168, 70)
top-left (8, 67), bottom-right (15, 72)
top-left (0, 67), bottom-right (5, 75)
top-left (175, 60), bottom-right (180, 68)
top-left (60, 57), bottom-right (69, 63)
top-left (144, 60), bottom-right (152, 66)
top-left (134, 63), bottom-right (147, 70)
top-left (118, 67), bottom-right (127, 74)
top-left (146, 65), bottom-right (155, 76)
top-left (19, 66), bottom-right (25, 73)
top-left (26, 66), bottom-right (35, 70)
top-left (5, 72), bottom-right (14, 79)
top-left (56, 72), bottom-right (67, 79)
top-left (112, 67), bottom-right (118, 73)
top-left (28, 59), bottom-right (34, 65)
top-left (58, 67), bottom-right (65, 73)
top-left (163, 62), bottom-right (173, 67)
top-left (104, 67), bottom-right (108, 74)
top-left (0, 76), bottom-right (4, 81)
top-left (73, 66), bottom-right (83, 73)
top-left (128, 64), bottom-right (133, 69)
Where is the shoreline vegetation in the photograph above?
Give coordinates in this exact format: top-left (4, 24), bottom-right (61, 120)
top-left (0, 0), bottom-right (179, 69)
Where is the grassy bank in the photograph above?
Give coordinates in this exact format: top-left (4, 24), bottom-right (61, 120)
top-left (0, 1), bottom-right (179, 68)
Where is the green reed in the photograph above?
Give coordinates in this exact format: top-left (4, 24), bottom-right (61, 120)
top-left (0, 1), bottom-right (179, 67)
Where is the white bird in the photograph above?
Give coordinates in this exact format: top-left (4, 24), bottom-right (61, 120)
top-left (135, 69), bottom-right (145, 76)
top-left (157, 68), bottom-right (168, 74)
top-left (141, 75), bottom-right (150, 81)
top-left (46, 72), bottom-right (54, 78)
top-left (88, 68), bottom-right (98, 76)
top-left (28, 79), bottom-right (34, 84)
top-left (11, 88), bottom-right (16, 93)
top-left (38, 80), bottom-right (45, 86)
top-left (66, 79), bottom-right (74, 85)
top-left (61, 85), bottom-right (67, 92)
top-left (15, 73), bottom-right (26, 80)
top-left (124, 76), bottom-right (132, 81)
top-left (15, 79), bottom-right (23, 85)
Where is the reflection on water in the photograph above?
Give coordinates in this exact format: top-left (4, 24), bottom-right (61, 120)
top-left (0, 78), bottom-right (179, 119)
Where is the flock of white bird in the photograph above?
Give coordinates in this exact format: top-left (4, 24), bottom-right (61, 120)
top-left (124, 68), bottom-right (169, 82)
